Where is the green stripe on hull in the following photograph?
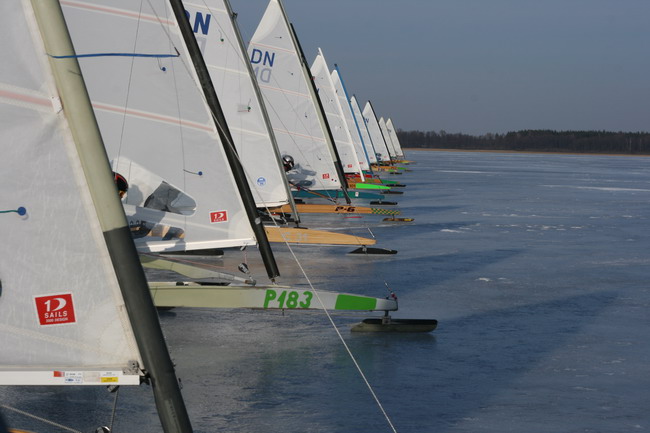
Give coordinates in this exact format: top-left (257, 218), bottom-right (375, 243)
top-left (353, 183), bottom-right (391, 190)
top-left (335, 294), bottom-right (377, 310)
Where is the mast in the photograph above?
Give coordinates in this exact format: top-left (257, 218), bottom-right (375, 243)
top-left (334, 64), bottom-right (373, 174)
top-left (223, 0), bottom-right (301, 225)
top-left (169, 0), bottom-right (280, 280)
top-left (30, 1), bottom-right (192, 431)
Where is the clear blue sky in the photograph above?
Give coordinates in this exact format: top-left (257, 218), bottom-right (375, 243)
top-left (231, 0), bottom-right (650, 135)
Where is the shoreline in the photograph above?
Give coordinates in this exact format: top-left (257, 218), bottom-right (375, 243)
top-left (403, 148), bottom-right (650, 157)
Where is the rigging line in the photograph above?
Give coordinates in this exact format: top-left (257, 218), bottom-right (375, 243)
top-left (288, 181), bottom-right (337, 203)
top-left (115, 0), bottom-right (146, 173)
top-left (144, 0), bottom-right (211, 192)
top-left (277, 236), bottom-right (399, 433)
top-left (140, 7), bottom-right (397, 430)
top-left (253, 179), bottom-right (398, 432)
top-left (364, 227), bottom-right (398, 297)
top-left (141, 252), bottom-right (228, 272)
top-left (0, 404), bottom-right (83, 433)
top-left (163, 5), bottom-right (191, 193)
top-left (140, 1), bottom-right (269, 208)
top-left (143, 0), bottom-right (370, 284)
top-left (0, 207), bottom-right (26, 215)
top-left (109, 386), bottom-right (120, 431)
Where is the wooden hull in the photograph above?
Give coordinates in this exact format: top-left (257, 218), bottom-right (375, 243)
top-left (265, 226), bottom-right (376, 245)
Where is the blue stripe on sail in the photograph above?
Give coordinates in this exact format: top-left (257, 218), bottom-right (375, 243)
top-left (49, 52), bottom-right (180, 59)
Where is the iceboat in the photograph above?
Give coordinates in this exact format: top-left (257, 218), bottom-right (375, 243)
top-left (60, 0), bottom-right (399, 313)
top-left (0, 1), bottom-right (191, 430)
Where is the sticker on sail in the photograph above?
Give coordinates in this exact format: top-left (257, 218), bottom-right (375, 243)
top-left (210, 210), bottom-right (228, 223)
top-left (322, 173), bottom-right (330, 180)
top-left (53, 371), bottom-right (84, 384)
top-left (257, 177), bottom-right (267, 187)
top-left (34, 293), bottom-right (76, 326)
top-left (101, 371), bottom-right (120, 383)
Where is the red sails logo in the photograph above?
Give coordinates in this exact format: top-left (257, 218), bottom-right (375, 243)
top-left (34, 293), bottom-right (76, 326)
top-left (210, 210), bottom-right (228, 223)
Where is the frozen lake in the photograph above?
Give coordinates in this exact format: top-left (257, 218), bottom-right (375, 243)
top-left (2, 150), bottom-right (649, 432)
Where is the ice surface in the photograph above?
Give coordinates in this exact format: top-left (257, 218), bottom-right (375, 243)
top-left (3, 150), bottom-right (649, 433)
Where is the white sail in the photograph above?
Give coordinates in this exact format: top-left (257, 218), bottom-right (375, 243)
top-left (386, 117), bottom-right (405, 158)
top-left (331, 70), bottom-right (370, 172)
top-left (248, 0), bottom-right (342, 191)
top-left (0, 0), bottom-right (141, 385)
top-left (62, 0), bottom-right (257, 253)
top-left (379, 116), bottom-right (398, 157)
top-left (350, 95), bottom-right (378, 165)
top-left (183, 0), bottom-right (290, 208)
top-left (310, 49), bottom-right (363, 177)
top-left (363, 101), bottom-right (392, 162)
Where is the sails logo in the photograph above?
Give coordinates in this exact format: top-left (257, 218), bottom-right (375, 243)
top-left (257, 177), bottom-right (267, 186)
top-left (251, 48), bottom-right (275, 83)
top-left (210, 210), bottom-right (228, 223)
top-left (322, 173), bottom-right (330, 180)
top-left (34, 293), bottom-right (76, 326)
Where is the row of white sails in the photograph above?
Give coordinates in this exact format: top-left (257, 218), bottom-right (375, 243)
top-left (0, 0), bottom-right (409, 431)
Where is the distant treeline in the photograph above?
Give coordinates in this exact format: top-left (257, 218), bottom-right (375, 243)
top-left (396, 130), bottom-right (650, 154)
